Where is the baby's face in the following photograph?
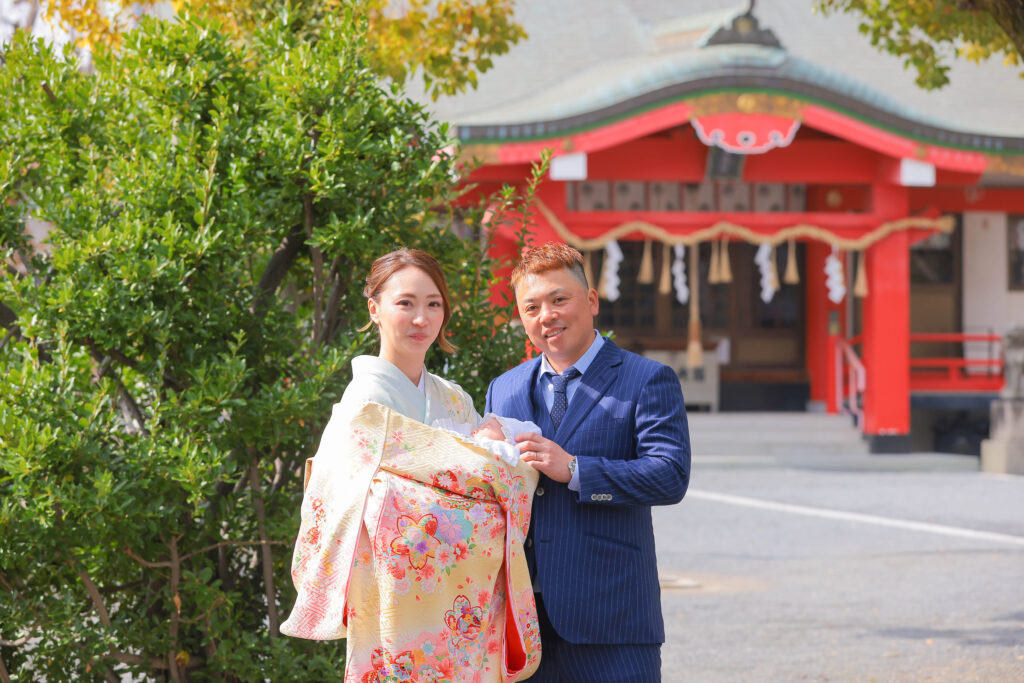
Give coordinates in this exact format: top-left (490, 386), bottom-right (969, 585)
top-left (471, 418), bottom-right (505, 442)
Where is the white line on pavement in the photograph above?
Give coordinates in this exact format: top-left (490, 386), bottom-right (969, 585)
top-left (689, 490), bottom-right (1024, 547)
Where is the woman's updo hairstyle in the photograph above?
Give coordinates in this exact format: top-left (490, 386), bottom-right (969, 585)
top-left (361, 248), bottom-right (457, 353)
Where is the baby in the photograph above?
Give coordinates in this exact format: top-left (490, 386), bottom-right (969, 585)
top-left (433, 414), bottom-right (540, 467)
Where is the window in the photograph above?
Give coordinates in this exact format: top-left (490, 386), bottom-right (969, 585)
top-left (669, 243), bottom-right (730, 331)
top-left (1009, 214), bottom-right (1024, 290)
top-left (594, 242), bottom-right (656, 331)
top-left (595, 242), bottom-right (730, 336)
top-left (748, 243), bottom-right (801, 331)
top-left (567, 181), bottom-right (807, 212)
top-left (910, 228), bottom-right (956, 285)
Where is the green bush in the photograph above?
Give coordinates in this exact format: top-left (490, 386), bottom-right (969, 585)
top-left (0, 11), bottom-right (537, 681)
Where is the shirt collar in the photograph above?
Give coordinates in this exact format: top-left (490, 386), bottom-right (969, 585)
top-left (539, 330), bottom-right (605, 378)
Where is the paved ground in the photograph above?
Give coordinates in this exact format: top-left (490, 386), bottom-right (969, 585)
top-left (655, 452), bottom-right (1024, 682)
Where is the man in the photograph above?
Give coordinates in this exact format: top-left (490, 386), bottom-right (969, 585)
top-left (485, 242), bottom-right (690, 682)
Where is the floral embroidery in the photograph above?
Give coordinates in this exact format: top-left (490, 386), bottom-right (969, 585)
top-left (303, 498), bottom-right (325, 547)
top-left (284, 396), bottom-right (540, 681)
top-left (391, 514), bottom-right (440, 570)
top-left (445, 595), bottom-right (484, 642)
top-left (431, 470), bottom-right (458, 490)
top-left (362, 647), bottom-right (415, 683)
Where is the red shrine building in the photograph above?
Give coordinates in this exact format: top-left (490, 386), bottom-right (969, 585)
top-left (426, 2), bottom-right (1024, 453)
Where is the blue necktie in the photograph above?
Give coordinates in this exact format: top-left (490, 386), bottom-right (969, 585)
top-left (549, 367), bottom-right (581, 432)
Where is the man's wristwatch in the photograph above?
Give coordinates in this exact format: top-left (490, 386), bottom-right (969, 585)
top-left (567, 456), bottom-right (577, 478)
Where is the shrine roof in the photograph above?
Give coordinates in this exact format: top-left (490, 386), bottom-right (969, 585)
top-left (415, 0), bottom-right (1024, 149)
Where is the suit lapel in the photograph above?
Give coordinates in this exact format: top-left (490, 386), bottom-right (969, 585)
top-left (509, 355), bottom-right (543, 420)
top-left (554, 339), bottom-right (622, 442)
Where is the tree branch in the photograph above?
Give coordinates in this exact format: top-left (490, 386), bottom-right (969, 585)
top-left (318, 270), bottom-right (343, 346)
top-left (74, 563), bottom-right (112, 628)
top-left (0, 301), bottom-right (16, 330)
top-left (85, 346), bottom-right (149, 435)
top-left (82, 337), bottom-right (184, 393)
top-left (21, 1), bottom-right (40, 35)
top-left (107, 651), bottom-right (169, 669)
top-left (304, 193), bottom-right (324, 344)
top-left (179, 538), bottom-right (287, 563)
top-left (248, 451), bottom-right (280, 637)
top-left (254, 223), bottom-right (306, 316)
top-left (0, 327), bottom-right (18, 351)
top-left (124, 548), bottom-right (171, 569)
top-left (978, 0), bottom-right (1024, 60)
top-left (70, 561), bottom-right (121, 682)
top-left (167, 536), bottom-right (183, 683)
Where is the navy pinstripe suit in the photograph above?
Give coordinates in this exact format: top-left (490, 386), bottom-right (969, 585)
top-left (485, 337), bottom-right (690, 653)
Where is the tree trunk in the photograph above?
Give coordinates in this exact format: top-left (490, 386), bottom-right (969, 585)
top-left (254, 223), bottom-right (306, 316)
top-left (167, 537), bottom-right (184, 683)
top-left (248, 454), bottom-right (280, 637)
top-left (304, 194), bottom-right (324, 344)
top-left (979, 0), bottom-right (1024, 61)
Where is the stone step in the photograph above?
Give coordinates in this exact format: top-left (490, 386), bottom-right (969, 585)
top-left (687, 412), bottom-right (857, 428)
top-left (691, 428), bottom-right (863, 441)
top-left (686, 412), bottom-right (869, 456)
top-left (690, 441), bottom-right (870, 456)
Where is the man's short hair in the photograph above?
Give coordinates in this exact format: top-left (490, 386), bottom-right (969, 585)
top-left (510, 242), bottom-right (590, 292)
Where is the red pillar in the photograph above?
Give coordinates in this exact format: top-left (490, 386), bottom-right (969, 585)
top-left (861, 183), bottom-right (911, 452)
top-left (806, 241), bottom-right (846, 411)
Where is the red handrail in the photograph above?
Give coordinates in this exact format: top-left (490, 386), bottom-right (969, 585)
top-left (910, 333), bottom-right (1001, 344)
top-left (828, 332), bottom-right (1005, 428)
top-left (911, 358), bottom-right (1003, 369)
top-left (835, 337), bottom-right (865, 428)
top-left (908, 332), bottom-right (1004, 392)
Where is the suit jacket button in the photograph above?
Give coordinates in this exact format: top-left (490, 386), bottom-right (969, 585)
top-left (590, 493), bottom-right (598, 501)
top-left (525, 538), bottom-right (533, 548)
top-left (536, 486), bottom-right (545, 496)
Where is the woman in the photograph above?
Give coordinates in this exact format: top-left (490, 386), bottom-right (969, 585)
top-left (281, 249), bottom-right (540, 682)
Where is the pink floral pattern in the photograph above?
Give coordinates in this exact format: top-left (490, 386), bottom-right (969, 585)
top-left (446, 595), bottom-right (485, 641)
top-left (391, 513), bottom-right (441, 570)
top-left (282, 401), bottom-right (540, 682)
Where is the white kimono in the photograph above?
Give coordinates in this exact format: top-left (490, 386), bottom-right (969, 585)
top-left (336, 355), bottom-right (480, 429)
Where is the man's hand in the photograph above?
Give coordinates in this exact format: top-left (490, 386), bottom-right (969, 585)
top-left (516, 432), bottom-right (574, 483)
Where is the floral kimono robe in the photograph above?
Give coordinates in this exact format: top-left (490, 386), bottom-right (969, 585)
top-left (281, 357), bottom-right (541, 682)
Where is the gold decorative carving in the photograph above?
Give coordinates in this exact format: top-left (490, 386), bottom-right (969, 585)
top-left (457, 144), bottom-right (501, 165)
top-left (736, 94), bottom-right (757, 114)
top-left (985, 154), bottom-right (1024, 177)
top-left (687, 93), bottom-right (805, 120)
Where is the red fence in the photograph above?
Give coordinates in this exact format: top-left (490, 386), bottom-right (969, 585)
top-left (907, 333), bottom-right (1004, 393)
top-left (829, 332), bottom-right (1004, 425)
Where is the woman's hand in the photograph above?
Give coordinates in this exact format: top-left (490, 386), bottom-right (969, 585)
top-left (515, 432), bottom-right (574, 483)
